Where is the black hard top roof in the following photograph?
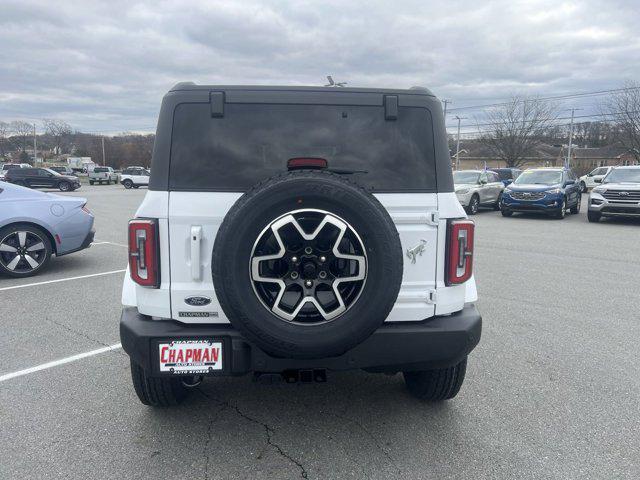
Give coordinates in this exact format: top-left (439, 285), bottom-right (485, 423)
top-left (169, 82), bottom-right (435, 97)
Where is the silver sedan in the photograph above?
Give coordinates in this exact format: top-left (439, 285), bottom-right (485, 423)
top-left (0, 182), bottom-right (95, 277)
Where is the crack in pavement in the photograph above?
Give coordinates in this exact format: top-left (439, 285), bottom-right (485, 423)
top-left (322, 409), bottom-right (401, 476)
top-left (203, 404), bottom-right (228, 480)
top-left (197, 388), bottom-right (309, 479)
top-left (46, 317), bottom-right (124, 354)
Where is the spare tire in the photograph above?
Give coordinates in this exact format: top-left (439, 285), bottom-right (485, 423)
top-left (212, 170), bottom-right (403, 359)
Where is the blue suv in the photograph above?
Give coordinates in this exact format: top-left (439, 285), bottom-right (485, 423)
top-left (500, 167), bottom-right (582, 219)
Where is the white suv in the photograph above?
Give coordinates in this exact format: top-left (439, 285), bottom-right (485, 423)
top-left (120, 84), bottom-right (482, 406)
top-left (579, 166), bottom-right (613, 193)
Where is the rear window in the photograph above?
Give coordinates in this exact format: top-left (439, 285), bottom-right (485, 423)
top-left (94, 167), bottom-right (108, 173)
top-left (169, 103), bottom-right (436, 192)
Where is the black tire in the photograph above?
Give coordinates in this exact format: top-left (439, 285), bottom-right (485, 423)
top-left (58, 181), bottom-right (71, 192)
top-left (133, 185), bottom-right (140, 189)
top-left (493, 194), bottom-right (502, 211)
top-left (212, 170), bottom-right (403, 359)
top-left (0, 224), bottom-right (52, 277)
top-left (580, 181), bottom-right (587, 193)
top-left (587, 210), bottom-right (601, 223)
top-left (123, 179), bottom-right (133, 189)
top-left (89, 181), bottom-right (94, 185)
top-left (570, 194), bottom-right (581, 214)
top-left (129, 360), bottom-right (189, 407)
top-left (403, 357), bottom-right (468, 401)
top-left (106, 179), bottom-right (111, 185)
top-left (554, 198), bottom-right (567, 219)
top-left (466, 194), bottom-right (480, 215)
top-left (501, 208), bottom-right (513, 217)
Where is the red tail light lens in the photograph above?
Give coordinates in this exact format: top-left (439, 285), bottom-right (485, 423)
top-left (128, 219), bottom-right (160, 288)
top-left (446, 219), bottom-right (474, 285)
top-left (287, 157), bottom-right (328, 170)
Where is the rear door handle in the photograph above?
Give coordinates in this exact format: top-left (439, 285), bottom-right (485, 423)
top-left (190, 226), bottom-right (202, 281)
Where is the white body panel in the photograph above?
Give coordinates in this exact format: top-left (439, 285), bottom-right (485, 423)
top-left (580, 167), bottom-right (613, 190)
top-left (123, 190), bottom-right (476, 324)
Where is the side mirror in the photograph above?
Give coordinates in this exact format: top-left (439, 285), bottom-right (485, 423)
top-left (480, 179), bottom-right (487, 185)
top-left (587, 173), bottom-right (593, 177)
top-left (594, 178), bottom-right (602, 183)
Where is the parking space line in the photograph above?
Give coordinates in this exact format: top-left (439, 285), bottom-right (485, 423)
top-left (93, 241), bottom-right (128, 248)
top-left (0, 269), bottom-right (126, 292)
top-left (0, 343), bottom-right (122, 383)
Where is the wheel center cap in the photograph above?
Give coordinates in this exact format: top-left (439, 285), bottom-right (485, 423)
top-left (302, 262), bottom-right (317, 279)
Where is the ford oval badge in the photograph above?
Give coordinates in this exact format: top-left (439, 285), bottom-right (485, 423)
top-left (184, 296), bottom-right (212, 307)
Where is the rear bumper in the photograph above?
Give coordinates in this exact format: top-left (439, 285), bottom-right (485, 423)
top-left (120, 304), bottom-right (482, 376)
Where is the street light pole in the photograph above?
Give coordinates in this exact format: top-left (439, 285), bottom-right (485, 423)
top-left (33, 123), bottom-right (37, 164)
top-left (454, 116), bottom-right (465, 170)
top-left (101, 137), bottom-right (106, 166)
top-left (566, 108), bottom-right (582, 168)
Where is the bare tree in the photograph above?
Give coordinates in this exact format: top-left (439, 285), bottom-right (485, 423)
top-left (43, 119), bottom-right (72, 155)
top-left (602, 80), bottom-right (640, 160)
top-left (10, 121), bottom-right (34, 154)
top-left (0, 121), bottom-right (9, 158)
top-left (478, 95), bottom-right (558, 168)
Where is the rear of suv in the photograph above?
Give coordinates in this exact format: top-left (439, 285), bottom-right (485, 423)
top-left (120, 84), bottom-right (482, 406)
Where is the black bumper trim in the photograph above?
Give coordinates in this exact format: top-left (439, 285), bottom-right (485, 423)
top-left (120, 305), bottom-right (482, 376)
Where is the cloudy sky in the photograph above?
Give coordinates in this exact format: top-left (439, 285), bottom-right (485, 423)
top-left (1, 0), bottom-right (639, 134)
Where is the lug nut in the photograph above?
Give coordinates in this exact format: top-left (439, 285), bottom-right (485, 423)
top-left (305, 280), bottom-right (313, 288)
top-left (319, 271), bottom-right (327, 279)
top-left (304, 246), bottom-right (313, 254)
top-left (291, 272), bottom-right (299, 279)
top-left (291, 256), bottom-right (298, 263)
top-left (319, 256), bottom-right (326, 263)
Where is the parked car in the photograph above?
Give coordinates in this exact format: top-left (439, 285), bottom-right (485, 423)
top-left (587, 166), bottom-right (640, 222)
top-left (0, 182), bottom-right (94, 277)
top-left (501, 167), bottom-right (582, 219)
top-left (50, 165), bottom-right (74, 175)
top-left (5, 167), bottom-right (81, 192)
top-left (578, 166), bottom-right (613, 193)
top-left (89, 166), bottom-right (119, 185)
top-left (490, 167), bottom-right (522, 186)
top-left (120, 83), bottom-right (481, 407)
top-left (0, 163), bottom-right (30, 180)
top-left (454, 169), bottom-right (504, 214)
top-left (120, 167), bottom-right (150, 189)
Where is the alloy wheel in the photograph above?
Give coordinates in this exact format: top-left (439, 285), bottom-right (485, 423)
top-left (0, 230), bottom-right (48, 274)
top-left (250, 209), bottom-right (367, 325)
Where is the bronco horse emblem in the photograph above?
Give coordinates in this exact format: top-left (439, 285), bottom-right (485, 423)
top-left (406, 239), bottom-right (427, 264)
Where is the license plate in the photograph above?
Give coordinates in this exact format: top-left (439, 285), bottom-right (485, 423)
top-left (158, 340), bottom-right (222, 374)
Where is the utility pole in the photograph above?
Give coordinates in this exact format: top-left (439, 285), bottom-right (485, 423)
top-left (442, 99), bottom-right (450, 120)
top-left (566, 108), bottom-right (582, 168)
top-left (101, 137), bottom-right (106, 166)
top-left (33, 123), bottom-right (38, 164)
top-left (454, 116), bottom-right (466, 170)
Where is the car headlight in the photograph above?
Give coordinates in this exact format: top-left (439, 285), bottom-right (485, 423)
top-left (592, 187), bottom-right (606, 194)
top-left (456, 188), bottom-right (470, 194)
top-left (545, 188), bottom-right (561, 195)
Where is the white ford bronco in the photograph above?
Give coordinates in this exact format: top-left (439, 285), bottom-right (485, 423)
top-left (120, 84), bottom-right (482, 406)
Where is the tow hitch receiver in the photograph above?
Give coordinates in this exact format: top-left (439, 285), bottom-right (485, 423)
top-left (253, 369), bottom-right (328, 384)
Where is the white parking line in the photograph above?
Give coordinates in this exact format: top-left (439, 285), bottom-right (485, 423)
top-left (0, 269), bottom-right (126, 292)
top-left (0, 343), bottom-right (122, 383)
top-left (93, 241), bottom-right (128, 248)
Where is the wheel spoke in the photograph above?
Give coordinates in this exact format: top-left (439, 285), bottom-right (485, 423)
top-left (0, 243), bottom-right (17, 253)
top-left (17, 231), bottom-right (27, 247)
top-left (24, 255), bottom-right (40, 269)
top-left (251, 209), bottom-right (367, 324)
top-left (6, 255), bottom-right (21, 271)
top-left (27, 242), bottom-right (45, 252)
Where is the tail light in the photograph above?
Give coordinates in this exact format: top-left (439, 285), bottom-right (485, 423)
top-left (446, 219), bottom-right (474, 285)
top-left (128, 218), bottom-right (160, 288)
top-left (287, 157), bottom-right (328, 170)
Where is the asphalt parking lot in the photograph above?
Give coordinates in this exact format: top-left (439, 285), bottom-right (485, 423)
top-left (1, 184), bottom-right (639, 480)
